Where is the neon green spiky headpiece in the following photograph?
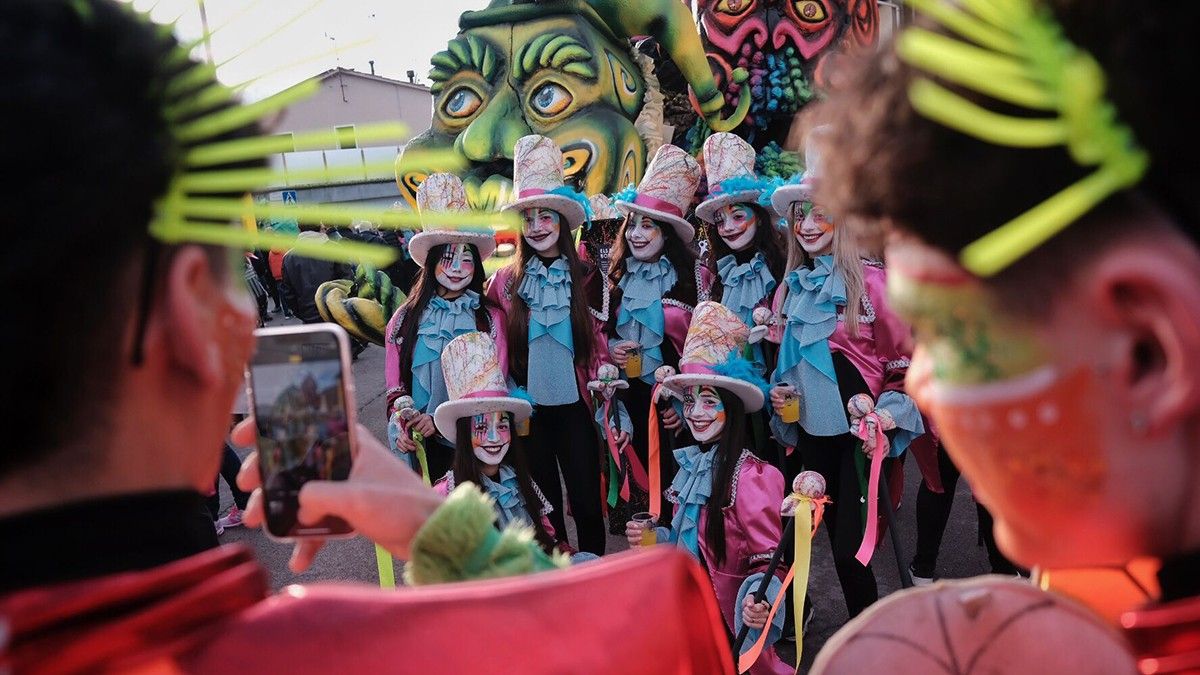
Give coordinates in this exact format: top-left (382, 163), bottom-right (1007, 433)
top-left (115, 3), bottom-right (515, 268)
top-left (897, 0), bottom-right (1150, 277)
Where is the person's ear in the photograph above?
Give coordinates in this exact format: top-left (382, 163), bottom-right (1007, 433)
top-left (1085, 244), bottom-right (1200, 435)
top-left (158, 247), bottom-right (224, 386)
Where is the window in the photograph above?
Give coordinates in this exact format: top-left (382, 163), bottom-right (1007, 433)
top-left (335, 125), bottom-right (357, 149)
top-left (273, 132), bottom-right (296, 153)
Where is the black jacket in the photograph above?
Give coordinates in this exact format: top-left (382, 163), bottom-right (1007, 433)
top-left (280, 245), bottom-right (349, 323)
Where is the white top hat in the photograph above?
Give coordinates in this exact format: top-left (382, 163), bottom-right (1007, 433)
top-left (433, 332), bottom-right (532, 444)
top-left (613, 144), bottom-right (701, 244)
top-left (409, 173), bottom-right (497, 267)
top-left (662, 301), bottom-right (765, 411)
top-left (501, 135), bottom-right (587, 231)
top-left (694, 132), bottom-right (768, 224)
top-left (589, 194), bottom-right (621, 222)
top-left (771, 125), bottom-right (830, 218)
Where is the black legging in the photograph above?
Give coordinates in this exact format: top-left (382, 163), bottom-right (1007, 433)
top-left (423, 438), bottom-right (454, 486)
top-left (784, 354), bottom-right (880, 618)
top-left (207, 443), bottom-right (252, 520)
top-left (912, 443), bottom-right (1021, 577)
top-left (526, 399), bottom-right (606, 555)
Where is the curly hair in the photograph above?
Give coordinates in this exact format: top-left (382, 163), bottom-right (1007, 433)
top-left (815, 0), bottom-right (1198, 303)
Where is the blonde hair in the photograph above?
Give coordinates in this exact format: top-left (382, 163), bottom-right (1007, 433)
top-left (783, 202), bottom-right (866, 336)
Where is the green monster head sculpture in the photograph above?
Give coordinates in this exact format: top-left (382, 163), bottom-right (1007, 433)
top-left (397, 0), bottom-right (749, 211)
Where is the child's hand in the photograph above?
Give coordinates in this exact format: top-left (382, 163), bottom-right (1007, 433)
top-left (624, 520), bottom-right (646, 548)
top-left (741, 594), bottom-right (771, 630)
top-left (661, 407), bottom-right (682, 431)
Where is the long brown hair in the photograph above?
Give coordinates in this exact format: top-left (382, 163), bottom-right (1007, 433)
top-left (781, 203), bottom-right (866, 336)
top-left (504, 215), bottom-right (599, 382)
top-left (606, 213), bottom-right (699, 330)
top-left (700, 388), bottom-right (747, 567)
top-left (452, 414), bottom-right (557, 553)
top-left (706, 203), bottom-right (786, 297)
top-left (392, 243), bottom-right (495, 391)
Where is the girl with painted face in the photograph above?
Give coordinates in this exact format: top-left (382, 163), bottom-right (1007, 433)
top-left (625, 302), bottom-right (792, 675)
top-left (431, 332), bottom-right (560, 555)
top-left (765, 129), bottom-right (924, 619)
top-left (384, 173), bottom-right (505, 481)
top-left (695, 134), bottom-right (786, 332)
top-left (488, 135), bottom-right (611, 556)
top-left (695, 134), bottom-right (787, 464)
top-left (603, 145), bottom-right (705, 529)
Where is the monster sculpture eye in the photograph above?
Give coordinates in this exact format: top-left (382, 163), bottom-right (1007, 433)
top-left (530, 82), bottom-right (573, 117)
top-left (443, 86), bottom-right (483, 119)
top-left (715, 0), bottom-right (754, 16)
top-left (793, 0), bottom-right (828, 23)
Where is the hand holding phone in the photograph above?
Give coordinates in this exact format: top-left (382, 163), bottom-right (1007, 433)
top-left (246, 324), bottom-right (357, 540)
top-left (232, 419), bottom-right (443, 572)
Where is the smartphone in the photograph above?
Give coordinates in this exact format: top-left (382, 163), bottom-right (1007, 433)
top-left (246, 324), bottom-right (357, 540)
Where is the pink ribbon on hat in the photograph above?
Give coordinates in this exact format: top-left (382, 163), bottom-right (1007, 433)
top-left (679, 363), bottom-right (717, 375)
top-left (465, 390), bottom-right (510, 399)
top-left (518, 188), bottom-right (548, 199)
top-left (633, 193), bottom-right (683, 218)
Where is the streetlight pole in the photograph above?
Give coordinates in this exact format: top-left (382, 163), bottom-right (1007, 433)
top-left (196, 0), bottom-right (215, 64)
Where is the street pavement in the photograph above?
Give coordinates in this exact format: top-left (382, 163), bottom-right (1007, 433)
top-left (216, 314), bottom-right (993, 673)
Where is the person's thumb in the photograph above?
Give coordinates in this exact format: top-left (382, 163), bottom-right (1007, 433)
top-left (231, 417), bottom-right (257, 448)
top-left (297, 480), bottom-right (356, 525)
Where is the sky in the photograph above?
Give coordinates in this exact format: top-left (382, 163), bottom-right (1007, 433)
top-left (124, 0), bottom-right (483, 99)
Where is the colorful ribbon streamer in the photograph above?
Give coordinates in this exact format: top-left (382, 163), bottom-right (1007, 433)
top-left (852, 411), bottom-right (891, 566)
top-left (647, 383), bottom-right (665, 519)
top-left (375, 544), bottom-right (395, 589)
top-left (738, 496), bottom-right (828, 672)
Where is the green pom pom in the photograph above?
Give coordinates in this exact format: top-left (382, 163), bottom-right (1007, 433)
top-left (405, 483), bottom-right (567, 586)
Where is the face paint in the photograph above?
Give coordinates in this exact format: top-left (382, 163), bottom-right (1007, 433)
top-left (624, 214), bottom-right (665, 261)
top-left (716, 203), bottom-right (758, 251)
top-left (888, 234), bottom-right (1110, 567)
top-left (793, 200), bottom-right (834, 256)
top-left (434, 243), bottom-right (475, 293)
top-left (887, 251), bottom-right (1048, 387)
top-left (925, 366), bottom-right (1108, 563)
top-left (682, 385), bottom-right (727, 443)
top-left (470, 411), bottom-right (512, 466)
top-left (522, 208), bottom-right (562, 254)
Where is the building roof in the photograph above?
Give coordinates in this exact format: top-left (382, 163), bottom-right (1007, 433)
top-left (312, 67), bottom-right (430, 92)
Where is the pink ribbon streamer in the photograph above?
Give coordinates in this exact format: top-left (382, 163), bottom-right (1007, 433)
top-left (852, 412), bottom-right (890, 566)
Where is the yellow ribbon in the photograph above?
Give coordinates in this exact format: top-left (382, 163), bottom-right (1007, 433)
top-left (737, 496), bottom-right (822, 673)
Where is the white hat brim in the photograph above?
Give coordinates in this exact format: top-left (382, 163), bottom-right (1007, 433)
top-left (613, 200), bottom-right (695, 244)
top-left (409, 231), bottom-right (497, 268)
top-left (434, 397), bottom-right (533, 444)
top-left (694, 190), bottom-right (766, 224)
top-left (662, 374), bottom-right (765, 413)
top-left (502, 195), bottom-right (585, 231)
top-left (770, 184), bottom-right (813, 219)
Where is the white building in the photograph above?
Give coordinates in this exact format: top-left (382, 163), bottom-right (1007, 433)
top-left (262, 67), bottom-right (431, 209)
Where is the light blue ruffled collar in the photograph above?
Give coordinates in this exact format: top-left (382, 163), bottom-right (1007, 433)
top-left (524, 255), bottom-right (570, 278)
top-left (427, 289), bottom-right (480, 314)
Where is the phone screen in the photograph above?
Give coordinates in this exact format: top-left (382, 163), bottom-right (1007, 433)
top-left (248, 328), bottom-right (353, 538)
